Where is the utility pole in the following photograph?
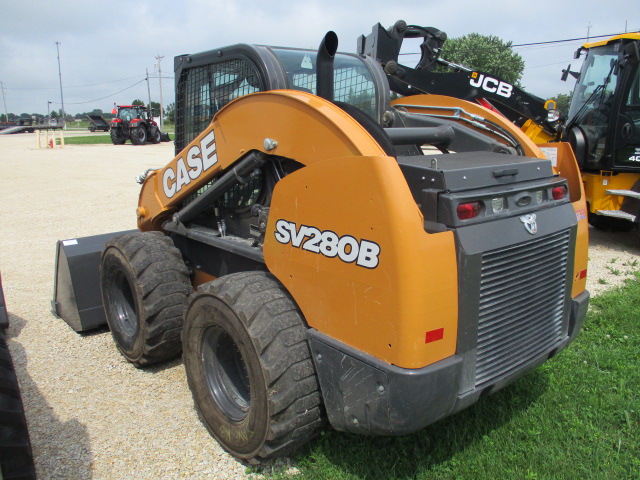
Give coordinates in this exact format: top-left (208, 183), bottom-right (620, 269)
top-left (1, 81), bottom-right (8, 122)
top-left (146, 68), bottom-right (152, 114)
top-left (586, 22), bottom-right (592, 42)
top-left (155, 55), bottom-right (165, 129)
top-left (55, 41), bottom-right (66, 128)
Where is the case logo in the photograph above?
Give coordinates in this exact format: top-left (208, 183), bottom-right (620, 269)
top-left (274, 219), bottom-right (380, 269)
top-left (163, 130), bottom-right (218, 198)
top-left (520, 213), bottom-right (538, 235)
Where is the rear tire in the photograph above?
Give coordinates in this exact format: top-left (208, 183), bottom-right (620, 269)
top-left (110, 128), bottom-right (126, 145)
top-left (150, 129), bottom-right (161, 144)
top-left (100, 231), bottom-right (191, 367)
top-left (182, 272), bottom-right (324, 464)
top-left (130, 126), bottom-right (147, 145)
top-left (0, 329), bottom-right (36, 480)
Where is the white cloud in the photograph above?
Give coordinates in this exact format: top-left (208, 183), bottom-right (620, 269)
top-left (0, 0), bottom-right (638, 114)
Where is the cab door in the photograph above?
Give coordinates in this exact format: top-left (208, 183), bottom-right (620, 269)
top-left (612, 42), bottom-right (640, 170)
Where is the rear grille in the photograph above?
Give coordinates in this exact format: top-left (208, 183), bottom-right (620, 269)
top-left (475, 229), bottom-right (571, 387)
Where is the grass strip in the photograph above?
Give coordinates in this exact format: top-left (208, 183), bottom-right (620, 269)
top-left (56, 135), bottom-right (112, 145)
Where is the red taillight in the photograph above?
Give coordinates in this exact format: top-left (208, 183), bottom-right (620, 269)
top-left (552, 185), bottom-right (568, 200)
top-left (457, 201), bottom-right (481, 220)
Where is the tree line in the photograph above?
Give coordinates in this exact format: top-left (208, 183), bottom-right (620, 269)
top-left (1, 100), bottom-right (176, 123)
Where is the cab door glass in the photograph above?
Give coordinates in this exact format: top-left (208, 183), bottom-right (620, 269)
top-left (613, 62), bottom-right (640, 167)
top-left (569, 45), bottom-right (620, 167)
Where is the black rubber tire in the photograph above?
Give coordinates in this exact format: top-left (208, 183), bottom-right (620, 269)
top-left (100, 231), bottom-right (192, 367)
top-left (150, 129), bottom-right (161, 144)
top-left (110, 128), bottom-right (126, 145)
top-left (0, 330), bottom-right (36, 480)
top-left (588, 211), bottom-right (635, 232)
top-left (334, 101), bottom-right (396, 156)
top-left (182, 271), bottom-right (324, 464)
top-left (130, 126), bottom-right (147, 145)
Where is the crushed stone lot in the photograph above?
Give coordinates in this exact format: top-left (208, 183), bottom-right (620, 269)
top-left (1, 132), bottom-right (639, 479)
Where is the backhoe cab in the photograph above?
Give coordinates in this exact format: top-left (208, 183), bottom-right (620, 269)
top-left (563, 34), bottom-right (640, 229)
top-left (53, 28), bottom-right (589, 465)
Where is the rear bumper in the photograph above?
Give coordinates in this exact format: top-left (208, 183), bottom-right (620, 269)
top-left (309, 290), bottom-right (589, 435)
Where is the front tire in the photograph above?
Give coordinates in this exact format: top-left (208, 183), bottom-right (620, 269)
top-left (130, 126), bottom-right (147, 145)
top-left (100, 231), bottom-right (191, 367)
top-left (182, 272), bottom-right (324, 464)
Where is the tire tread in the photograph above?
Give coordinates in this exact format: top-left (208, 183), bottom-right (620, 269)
top-left (102, 231), bottom-right (191, 366)
top-left (193, 272), bottom-right (324, 463)
top-left (0, 331), bottom-right (36, 480)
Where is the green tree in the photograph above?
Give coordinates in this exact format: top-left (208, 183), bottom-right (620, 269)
top-left (132, 99), bottom-right (144, 106)
top-left (551, 92), bottom-right (572, 116)
top-left (164, 102), bottom-right (175, 123)
top-left (150, 101), bottom-right (161, 116)
top-left (439, 33), bottom-right (525, 85)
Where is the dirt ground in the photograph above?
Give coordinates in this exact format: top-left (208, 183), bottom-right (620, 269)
top-left (0, 131), bottom-right (638, 479)
top-left (0, 133), bottom-right (250, 479)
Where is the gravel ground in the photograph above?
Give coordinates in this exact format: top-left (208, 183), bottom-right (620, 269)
top-left (1, 132), bottom-right (638, 479)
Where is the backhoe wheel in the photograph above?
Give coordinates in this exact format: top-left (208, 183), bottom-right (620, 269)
top-left (588, 211), bottom-right (635, 232)
top-left (110, 128), bottom-right (126, 145)
top-left (150, 129), bottom-right (161, 144)
top-left (182, 272), bottom-right (324, 464)
top-left (130, 126), bottom-right (147, 145)
top-left (100, 231), bottom-right (191, 367)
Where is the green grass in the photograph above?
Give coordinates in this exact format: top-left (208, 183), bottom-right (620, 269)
top-left (261, 274), bottom-right (640, 480)
top-left (59, 135), bottom-right (113, 145)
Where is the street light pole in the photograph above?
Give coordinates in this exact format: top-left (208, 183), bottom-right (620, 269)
top-left (155, 55), bottom-right (164, 129)
top-left (146, 68), bottom-right (152, 113)
top-left (55, 41), bottom-right (66, 128)
top-left (0, 81), bottom-right (8, 122)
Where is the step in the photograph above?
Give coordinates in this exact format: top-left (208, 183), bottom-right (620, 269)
top-left (596, 210), bottom-right (637, 222)
top-left (606, 189), bottom-right (640, 200)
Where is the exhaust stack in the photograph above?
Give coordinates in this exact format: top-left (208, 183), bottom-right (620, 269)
top-left (316, 31), bottom-right (338, 101)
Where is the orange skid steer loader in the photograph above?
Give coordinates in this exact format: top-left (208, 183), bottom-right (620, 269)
top-left (52, 30), bottom-right (589, 464)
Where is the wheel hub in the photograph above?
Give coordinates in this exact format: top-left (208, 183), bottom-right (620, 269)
top-left (201, 324), bottom-right (251, 422)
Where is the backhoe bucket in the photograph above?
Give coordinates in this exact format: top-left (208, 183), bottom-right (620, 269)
top-left (52, 230), bottom-right (135, 332)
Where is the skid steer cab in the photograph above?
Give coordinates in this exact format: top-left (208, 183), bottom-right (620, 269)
top-left (53, 29), bottom-right (590, 464)
top-left (110, 105), bottom-right (161, 145)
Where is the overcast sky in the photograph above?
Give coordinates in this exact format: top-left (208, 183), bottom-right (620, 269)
top-left (1, 0), bottom-right (638, 116)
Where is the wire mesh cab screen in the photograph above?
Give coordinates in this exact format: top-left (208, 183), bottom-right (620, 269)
top-left (175, 58), bottom-right (264, 152)
top-left (174, 47), bottom-right (379, 154)
top-left (270, 48), bottom-right (378, 118)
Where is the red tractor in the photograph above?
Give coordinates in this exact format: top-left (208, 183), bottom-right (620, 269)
top-left (110, 105), bottom-right (161, 145)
